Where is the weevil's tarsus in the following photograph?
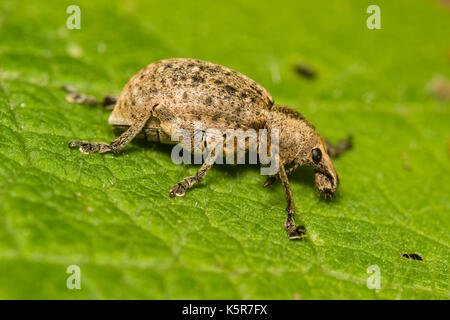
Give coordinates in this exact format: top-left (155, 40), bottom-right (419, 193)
top-left (69, 140), bottom-right (114, 154)
top-left (62, 85), bottom-right (100, 105)
top-left (69, 106), bottom-right (153, 155)
top-left (65, 92), bottom-right (100, 105)
top-left (325, 134), bottom-right (353, 158)
top-left (169, 142), bottom-right (219, 197)
top-left (278, 162), bottom-right (306, 240)
top-left (62, 85), bottom-right (117, 109)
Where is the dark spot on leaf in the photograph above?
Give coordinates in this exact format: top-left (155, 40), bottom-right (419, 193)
top-left (293, 62), bottom-right (317, 79)
top-left (401, 253), bottom-right (423, 261)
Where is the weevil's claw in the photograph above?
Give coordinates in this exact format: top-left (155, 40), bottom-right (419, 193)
top-left (169, 182), bottom-right (187, 197)
top-left (66, 92), bottom-right (100, 105)
top-left (263, 176), bottom-right (277, 187)
top-left (69, 140), bottom-right (98, 154)
top-left (288, 225), bottom-right (307, 240)
top-left (69, 141), bottom-right (113, 155)
top-left (285, 213), bottom-right (307, 240)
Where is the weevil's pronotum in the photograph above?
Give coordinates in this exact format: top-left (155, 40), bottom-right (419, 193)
top-left (67, 58), bottom-right (352, 240)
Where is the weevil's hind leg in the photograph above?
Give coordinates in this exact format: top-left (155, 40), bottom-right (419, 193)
top-left (62, 85), bottom-right (118, 110)
top-left (325, 134), bottom-right (353, 158)
top-left (69, 105), bottom-right (154, 155)
top-left (278, 163), bottom-right (306, 240)
top-left (101, 95), bottom-right (118, 110)
top-left (169, 141), bottom-right (219, 197)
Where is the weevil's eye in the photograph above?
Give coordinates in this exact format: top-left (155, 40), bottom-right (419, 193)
top-left (312, 148), bottom-right (322, 164)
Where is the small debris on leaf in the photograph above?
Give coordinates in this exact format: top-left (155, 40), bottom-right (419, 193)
top-left (293, 62), bottom-right (317, 79)
top-left (401, 253), bottom-right (423, 261)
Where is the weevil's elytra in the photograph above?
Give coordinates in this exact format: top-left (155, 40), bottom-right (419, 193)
top-left (67, 58), bottom-right (352, 240)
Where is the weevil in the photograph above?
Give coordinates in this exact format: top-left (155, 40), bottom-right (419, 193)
top-left (67, 58), bottom-right (352, 240)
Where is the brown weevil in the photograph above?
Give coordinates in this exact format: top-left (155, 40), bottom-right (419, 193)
top-left (67, 58), bottom-right (352, 240)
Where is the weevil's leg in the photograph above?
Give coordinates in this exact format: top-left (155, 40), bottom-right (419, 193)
top-left (62, 85), bottom-right (117, 110)
top-left (169, 141), bottom-right (219, 197)
top-left (69, 106), bottom-right (153, 155)
top-left (263, 176), bottom-right (276, 187)
top-left (101, 95), bottom-right (118, 110)
top-left (263, 163), bottom-right (298, 187)
top-left (325, 134), bottom-right (353, 158)
top-left (278, 163), bottom-right (306, 240)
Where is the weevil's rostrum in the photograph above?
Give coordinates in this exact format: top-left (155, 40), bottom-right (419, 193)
top-left (68, 58), bottom-right (351, 240)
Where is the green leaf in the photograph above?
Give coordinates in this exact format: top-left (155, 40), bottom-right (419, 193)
top-left (0, 0), bottom-right (448, 299)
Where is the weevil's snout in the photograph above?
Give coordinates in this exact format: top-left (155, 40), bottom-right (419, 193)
top-left (315, 171), bottom-right (338, 198)
top-left (311, 146), bottom-right (339, 198)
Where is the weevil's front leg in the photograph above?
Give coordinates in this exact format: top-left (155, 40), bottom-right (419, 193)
top-left (69, 107), bottom-right (153, 155)
top-left (325, 134), bottom-right (353, 158)
top-left (169, 142), bottom-right (219, 197)
top-left (263, 135), bottom-right (353, 187)
top-left (62, 85), bottom-right (118, 110)
top-left (278, 163), bottom-right (306, 240)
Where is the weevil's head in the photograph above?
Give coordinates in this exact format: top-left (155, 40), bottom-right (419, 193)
top-left (272, 105), bottom-right (339, 198)
top-left (294, 134), bottom-right (339, 198)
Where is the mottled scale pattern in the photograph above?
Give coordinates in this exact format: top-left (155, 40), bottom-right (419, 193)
top-left (109, 58), bottom-right (274, 134)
